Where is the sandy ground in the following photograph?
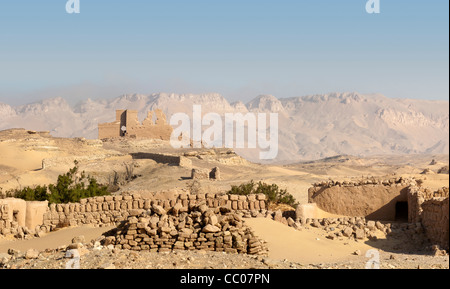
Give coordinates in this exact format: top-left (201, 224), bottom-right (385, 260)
top-left (244, 218), bottom-right (372, 264)
top-left (0, 143), bottom-right (49, 172)
top-left (0, 226), bottom-right (113, 254)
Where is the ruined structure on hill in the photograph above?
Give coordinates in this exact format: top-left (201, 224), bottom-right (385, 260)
top-left (98, 109), bottom-right (173, 140)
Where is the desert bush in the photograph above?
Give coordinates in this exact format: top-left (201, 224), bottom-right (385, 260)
top-left (228, 180), bottom-right (298, 208)
top-left (11, 161), bottom-right (110, 204)
top-left (107, 162), bottom-right (138, 192)
top-left (124, 162), bottom-right (135, 181)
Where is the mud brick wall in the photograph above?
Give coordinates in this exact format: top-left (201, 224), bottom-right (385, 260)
top-left (41, 193), bottom-right (267, 231)
top-left (421, 197), bottom-right (449, 251)
top-left (103, 204), bottom-right (267, 255)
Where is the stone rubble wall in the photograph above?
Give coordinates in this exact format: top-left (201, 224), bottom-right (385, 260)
top-left (408, 186), bottom-right (449, 223)
top-left (103, 204), bottom-right (268, 255)
top-left (407, 186), bottom-right (449, 251)
top-left (421, 197), bottom-right (449, 251)
top-left (311, 177), bottom-right (417, 189)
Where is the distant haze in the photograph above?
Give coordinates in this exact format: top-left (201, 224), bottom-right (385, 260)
top-left (0, 92), bottom-right (448, 164)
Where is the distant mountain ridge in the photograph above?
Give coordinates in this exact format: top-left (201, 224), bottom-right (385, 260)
top-left (0, 92), bottom-right (448, 163)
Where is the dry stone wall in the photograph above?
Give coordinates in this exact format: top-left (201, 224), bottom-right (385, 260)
top-left (103, 204), bottom-right (267, 255)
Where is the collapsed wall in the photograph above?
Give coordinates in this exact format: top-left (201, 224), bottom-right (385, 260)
top-left (308, 177), bottom-right (414, 221)
top-left (408, 187), bottom-right (449, 223)
top-left (103, 204), bottom-right (267, 255)
top-left (408, 186), bottom-right (449, 251)
top-left (421, 198), bottom-right (449, 251)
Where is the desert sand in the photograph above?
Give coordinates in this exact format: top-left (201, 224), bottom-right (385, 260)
top-left (244, 218), bottom-right (373, 264)
top-left (0, 226), bottom-right (113, 254)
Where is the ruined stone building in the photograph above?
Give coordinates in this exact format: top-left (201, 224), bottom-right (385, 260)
top-left (308, 178), bottom-right (449, 250)
top-left (98, 109), bottom-right (173, 140)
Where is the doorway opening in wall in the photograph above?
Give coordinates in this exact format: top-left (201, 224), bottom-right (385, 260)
top-left (395, 202), bottom-right (409, 222)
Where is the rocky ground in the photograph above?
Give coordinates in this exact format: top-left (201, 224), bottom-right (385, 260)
top-left (1, 238), bottom-right (448, 270)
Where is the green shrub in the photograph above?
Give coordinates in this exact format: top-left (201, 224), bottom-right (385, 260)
top-left (10, 161), bottom-right (110, 204)
top-left (228, 180), bottom-right (298, 208)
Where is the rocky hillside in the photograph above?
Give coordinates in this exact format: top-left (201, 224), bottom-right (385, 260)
top-left (0, 92), bottom-right (448, 163)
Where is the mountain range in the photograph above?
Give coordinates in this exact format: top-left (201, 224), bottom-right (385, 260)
top-left (1, 92), bottom-right (448, 163)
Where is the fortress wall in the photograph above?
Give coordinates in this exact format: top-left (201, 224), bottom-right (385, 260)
top-left (98, 122), bottom-right (120, 139)
top-left (98, 109), bottom-right (173, 140)
top-left (127, 125), bottom-right (173, 140)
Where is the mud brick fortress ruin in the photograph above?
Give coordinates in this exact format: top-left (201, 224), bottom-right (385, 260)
top-left (98, 109), bottom-right (173, 140)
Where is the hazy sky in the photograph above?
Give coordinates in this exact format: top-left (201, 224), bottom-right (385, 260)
top-left (0, 0), bottom-right (448, 105)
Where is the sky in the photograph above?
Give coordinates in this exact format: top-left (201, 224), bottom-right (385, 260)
top-left (0, 0), bottom-right (448, 106)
